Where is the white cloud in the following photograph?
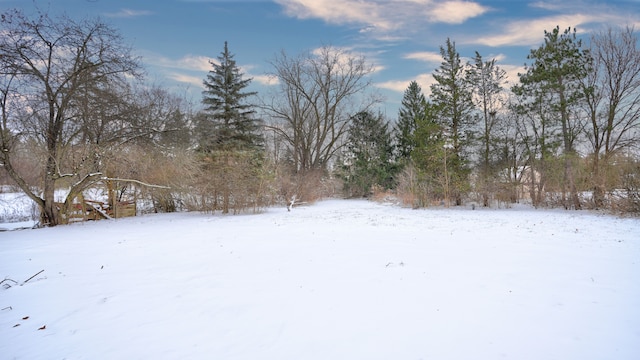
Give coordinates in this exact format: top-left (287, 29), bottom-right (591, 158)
top-left (429, 1), bottom-right (488, 24)
top-left (474, 13), bottom-right (622, 47)
top-left (146, 54), bottom-right (212, 72)
top-left (529, 1), bottom-right (565, 11)
top-left (376, 79), bottom-right (411, 93)
top-left (277, 0), bottom-right (397, 31)
top-left (275, 0), bottom-right (487, 39)
top-left (404, 51), bottom-right (443, 64)
top-left (180, 55), bottom-right (214, 72)
top-left (492, 54), bottom-right (507, 63)
top-left (377, 73), bottom-right (437, 96)
top-left (168, 73), bottom-right (203, 88)
top-left (251, 74), bottom-right (280, 86)
top-left (104, 9), bottom-right (153, 18)
top-left (499, 64), bottom-right (527, 86)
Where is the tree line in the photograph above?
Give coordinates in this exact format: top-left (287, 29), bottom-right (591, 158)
top-left (343, 26), bottom-right (639, 214)
top-left (1, 9), bottom-right (638, 226)
top-left (397, 27), bottom-right (638, 212)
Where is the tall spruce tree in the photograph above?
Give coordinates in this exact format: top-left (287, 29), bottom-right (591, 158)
top-left (430, 38), bottom-right (475, 205)
top-left (395, 81), bottom-right (427, 160)
top-left (198, 42), bottom-right (266, 214)
top-left (339, 111), bottom-right (396, 197)
top-left (200, 41), bottom-right (263, 151)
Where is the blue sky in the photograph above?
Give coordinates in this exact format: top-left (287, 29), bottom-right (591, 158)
top-left (3, 0), bottom-right (640, 115)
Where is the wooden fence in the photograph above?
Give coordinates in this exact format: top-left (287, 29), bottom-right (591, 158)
top-left (57, 200), bottom-right (136, 222)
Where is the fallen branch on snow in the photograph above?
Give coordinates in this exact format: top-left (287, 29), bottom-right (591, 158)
top-left (23, 270), bottom-right (44, 284)
top-left (1, 278), bottom-right (18, 289)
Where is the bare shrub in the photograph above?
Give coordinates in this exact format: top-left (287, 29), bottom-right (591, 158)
top-left (188, 151), bottom-right (276, 214)
top-left (396, 164), bottom-right (427, 208)
top-left (610, 155), bottom-right (640, 214)
top-left (370, 185), bottom-right (399, 204)
top-left (277, 168), bottom-right (335, 206)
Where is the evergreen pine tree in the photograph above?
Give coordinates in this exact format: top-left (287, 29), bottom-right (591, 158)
top-left (200, 41), bottom-right (263, 151)
top-left (515, 27), bottom-right (590, 209)
top-left (430, 38), bottom-right (475, 205)
top-left (340, 111), bottom-right (397, 197)
top-left (409, 100), bottom-right (447, 202)
top-left (197, 42), bottom-right (267, 214)
top-left (395, 81), bottom-right (427, 160)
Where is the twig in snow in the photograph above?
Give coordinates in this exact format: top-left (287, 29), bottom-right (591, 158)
top-left (23, 270), bottom-right (44, 284)
top-left (1, 278), bottom-right (18, 289)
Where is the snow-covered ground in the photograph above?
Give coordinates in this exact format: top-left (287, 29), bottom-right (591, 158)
top-left (1, 199), bottom-right (639, 359)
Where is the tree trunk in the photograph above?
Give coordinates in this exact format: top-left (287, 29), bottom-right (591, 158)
top-left (41, 156), bottom-right (60, 226)
top-left (592, 154), bottom-right (606, 209)
top-left (222, 152), bottom-right (230, 214)
top-left (558, 79), bottom-right (581, 210)
top-left (564, 152), bottom-right (582, 210)
top-left (529, 165), bottom-right (538, 207)
top-left (568, 163), bottom-right (581, 210)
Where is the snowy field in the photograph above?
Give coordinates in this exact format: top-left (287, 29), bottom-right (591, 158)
top-left (1, 199), bottom-right (639, 359)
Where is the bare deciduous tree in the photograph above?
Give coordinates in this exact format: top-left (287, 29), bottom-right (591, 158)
top-left (582, 26), bottom-right (640, 208)
top-left (263, 46), bottom-right (378, 174)
top-left (0, 9), bottom-right (141, 225)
